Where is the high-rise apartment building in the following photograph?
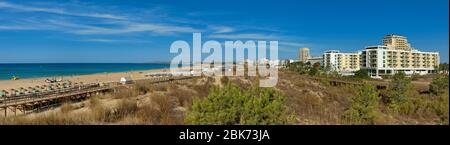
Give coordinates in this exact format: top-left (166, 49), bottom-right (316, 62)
top-left (382, 34), bottom-right (412, 50)
top-left (361, 45), bottom-right (439, 77)
top-left (323, 50), bottom-right (360, 72)
top-left (299, 48), bottom-right (310, 62)
top-left (322, 34), bottom-right (439, 78)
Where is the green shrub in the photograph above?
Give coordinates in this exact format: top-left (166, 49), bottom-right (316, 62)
top-left (354, 69), bottom-right (370, 79)
top-left (220, 76), bottom-right (230, 85)
top-left (433, 91), bottom-right (449, 124)
top-left (429, 76), bottom-right (449, 95)
top-left (186, 83), bottom-right (289, 125)
top-left (342, 84), bottom-right (380, 124)
top-left (240, 87), bottom-right (288, 125)
top-left (386, 72), bottom-right (412, 112)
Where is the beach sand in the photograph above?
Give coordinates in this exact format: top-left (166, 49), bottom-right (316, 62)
top-left (0, 68), bottom-right (172, 90)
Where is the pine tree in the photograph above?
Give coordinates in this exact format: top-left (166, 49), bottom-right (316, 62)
top-left (186, 83), bottom-right (289, 125)
top-left (429, 76), bottom-right (449, 95)
top-left (342, 84), bottom-right (380, 124)
top-left (240, 87), bottom-right (288, 125)
top-left (387, 72), bottom-right (412, 112)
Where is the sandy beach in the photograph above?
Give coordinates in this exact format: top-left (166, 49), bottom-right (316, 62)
top-left (0, 68), bottom-right (171, 91)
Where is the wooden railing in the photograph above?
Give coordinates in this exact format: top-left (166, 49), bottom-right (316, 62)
top-left (0, 85), bottom-right (113, 108)
top-left (0, 76), bottom-right (196, 108)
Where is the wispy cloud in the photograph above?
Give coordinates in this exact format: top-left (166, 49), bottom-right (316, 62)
top-left (0, 19), bottom-right (61, 31)
top-left (0, 1), bottom-right (305, 47)
top-left (72, 22), bottom-right (202, 35)
top-left (0, 25), bottom-right (35, 30)
top-left (210, 26), bottom-right (234, 33)
top-left (279, 42), bottom-right (309, 48)
top-left (277, 41), bottom-right (313, 53)
top-left (187, 11), bottom-right (235, 17)
top-left (0, 1), bottom-right (205, 36)
top-left (81, 38), bottom-right (151, 43)
top-left (208, 33), bottom-right (282, 40)
top-left (207, 33), bottom-right (310, 53)
top-left (82, 38), bottom-right (117, 43)
top-left (0, 1), bottom-right (126, 20)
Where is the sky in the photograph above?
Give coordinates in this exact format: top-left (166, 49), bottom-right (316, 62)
top-left (0, 0), bottom-right (448, 63)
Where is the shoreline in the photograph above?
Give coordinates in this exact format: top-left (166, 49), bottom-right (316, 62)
top-left (0, 68), bottom-right (171, 90)
top-left (0, 63), bottom-right (171, 80)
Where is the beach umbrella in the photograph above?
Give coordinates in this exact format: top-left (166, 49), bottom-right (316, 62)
top-left (9, 89), bottom-right (16, 96)
top-left (0, 90), bottom-right (6, 97)
top-left (17, 89), bottom-right (25, 95)
top-left (38, 86), bottom-right (44, 91)
top-left (28, 87), bottom-right (34, 93)
top-left (1, 90), bottom-right (9, 97)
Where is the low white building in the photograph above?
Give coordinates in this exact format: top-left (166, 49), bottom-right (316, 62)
top-left (120, 77), bottom-right (133, 85)
top-left (307, 56), bottom-right (323, 65)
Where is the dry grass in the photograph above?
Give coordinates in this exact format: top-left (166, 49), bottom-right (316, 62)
top-left (166, 85), bottom-right (195, 109)
top-left (115, 99), bottom-right (139, 118)
top-left (135, 82), bottom-right (152, 95)
top-left (136, 104), bottom-right (161, 124)
top-left (89, 96), bottom-right (101, 109)
top-left (190, 78), bottom-right (213, 97)
top-left (131, 95), bottom-right (183, 125)
top-left (113, 88), bottom-right (137, 99)
top-left (3, 76), bottom-right (204, 125)
top-left (276, 71), bottom-right (357, 124)
top-left (1, 110), bottom-right (96, 125)
top-left (6, 70), bottom-right (443, 125)
top-left (153, 95), bottom-right (174, 117)
top-left (148, 84), bottom-right (168, 92)
top-left (60, 103), bottom-right (75, 113)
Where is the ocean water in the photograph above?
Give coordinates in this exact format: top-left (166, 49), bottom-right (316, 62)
top-left (0, 63), bottom-right (170, 80)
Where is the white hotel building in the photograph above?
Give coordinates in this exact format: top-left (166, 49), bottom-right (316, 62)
top-left (323, 50), bottom-right (360, 72)
top-left (361, 45), bottom-right (439, 78)
top-left (323, 34), bottom-right (440, 78)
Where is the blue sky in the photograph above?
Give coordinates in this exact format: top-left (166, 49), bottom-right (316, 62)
top-left (0, 0), bottom-right (448, 63)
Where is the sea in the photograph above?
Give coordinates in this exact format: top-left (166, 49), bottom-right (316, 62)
top-left (0, 63), bottom-right (170, 80)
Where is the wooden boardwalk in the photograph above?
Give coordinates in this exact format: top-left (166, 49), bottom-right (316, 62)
top-left (0, 84), bottom-right (115, 117)
top-left (302, 76), bottom-right (389, 89)
top-left (0, 76), bottom-right (195, 117)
